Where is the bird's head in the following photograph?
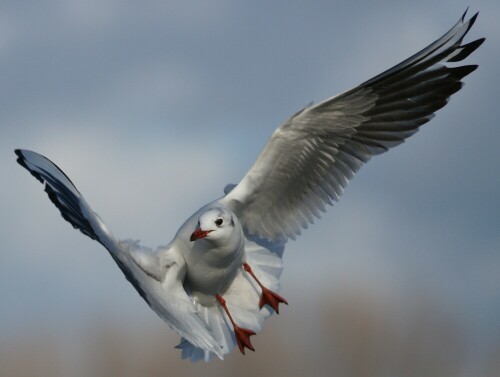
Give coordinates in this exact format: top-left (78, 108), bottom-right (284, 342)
top-left (190, 207), bottom-right (241, 246)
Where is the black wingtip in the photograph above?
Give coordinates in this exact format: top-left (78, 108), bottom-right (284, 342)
top-left (14, 149), bottom-right (24, 166)
top-left (449, 38), bottom-right (485, 62)
top-left (465, 12), bottom-right (479, 34)
top-left (461, 8), bottom-right (479, 23)
top-left (15, 148), bottom-right (45, 184)
top-left (461, 7), bottom-right (469, 22)
top-left (14, 148), bottom-right (24, 164)
top-left (476, 37), bottom-right (486, 46)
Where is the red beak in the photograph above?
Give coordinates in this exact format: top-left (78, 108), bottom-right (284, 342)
top-left (190, 227), bottom-right (213, 242)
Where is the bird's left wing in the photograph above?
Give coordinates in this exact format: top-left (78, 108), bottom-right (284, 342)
top-left (222, 11), bottom-right (484, 242)
top-left (15, 149), bottom-right (222, 359)
top-left (121, 240), bottom-right (224, 360)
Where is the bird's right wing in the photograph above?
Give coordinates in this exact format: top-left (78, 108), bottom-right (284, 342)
top-left (222, 10), bottom-right (483, 242)
top-left (15, 149), bottom-right (223, 359)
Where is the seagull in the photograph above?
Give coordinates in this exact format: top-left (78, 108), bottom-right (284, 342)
top-left (15, 10), bottom-right (483, 362)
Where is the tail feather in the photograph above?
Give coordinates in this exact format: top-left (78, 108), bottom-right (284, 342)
top-left (176, 234), bottom-right (285, 361)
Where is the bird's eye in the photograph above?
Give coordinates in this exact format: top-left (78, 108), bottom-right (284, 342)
top-left (215, 218), bottom-right (223, 226)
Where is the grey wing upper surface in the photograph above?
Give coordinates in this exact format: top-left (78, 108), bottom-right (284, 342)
top-left (222, 11), bottom-right (484, 242)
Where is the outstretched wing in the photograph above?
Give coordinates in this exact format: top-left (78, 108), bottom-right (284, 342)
top-left (15, 149), bottom-right (110, 243)
top-left (15, 149), bottom-right (222, 358)
top-left (222, 11), bottom-right (484, 242)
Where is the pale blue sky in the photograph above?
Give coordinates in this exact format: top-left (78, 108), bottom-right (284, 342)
top-left (1, 0), bottom-right (499, 367)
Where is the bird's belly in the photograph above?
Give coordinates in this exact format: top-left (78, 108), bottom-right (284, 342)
top-left (184, 247), bottom-right (244, 306)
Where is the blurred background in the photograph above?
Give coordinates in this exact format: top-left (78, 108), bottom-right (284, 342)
top-left (1, 1), bottom-right (499, 376)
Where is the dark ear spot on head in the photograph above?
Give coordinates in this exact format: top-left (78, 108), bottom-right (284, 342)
top-left (231, 217), bottom-right (235, 227)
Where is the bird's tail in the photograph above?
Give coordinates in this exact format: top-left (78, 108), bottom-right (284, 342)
top-left (176, 233), bottom-right (285, 362)
top-left (15, 149), bottom-right (114, 248)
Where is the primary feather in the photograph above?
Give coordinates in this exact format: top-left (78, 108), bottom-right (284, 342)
top-left (222, 11), bottom-right (484, 242)
top-left (15, 10), bottom-right (483, 362)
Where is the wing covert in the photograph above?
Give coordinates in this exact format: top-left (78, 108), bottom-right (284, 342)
top-left (222, 11), bottom-right (483, 242)
top-left (15, 149), bottom-right (223, 359)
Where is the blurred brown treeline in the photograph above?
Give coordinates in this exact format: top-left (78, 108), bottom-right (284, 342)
top-left (1, 289), bottom-right (498, 377)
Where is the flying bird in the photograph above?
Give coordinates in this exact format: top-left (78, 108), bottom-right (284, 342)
top-left (15, 11), bottom-right (483, 362)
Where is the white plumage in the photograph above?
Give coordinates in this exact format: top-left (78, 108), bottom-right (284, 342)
top-left (15, 10), bottom-right (482, 362)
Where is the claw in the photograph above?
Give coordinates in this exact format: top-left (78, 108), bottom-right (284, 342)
top-left (243, 262), bottom-right (289, 314)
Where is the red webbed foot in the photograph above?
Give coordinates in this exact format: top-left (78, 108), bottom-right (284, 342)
top-left (233, 325), bottom-right (256, 354)
top-left (215, 293), bottom-right (257, 355)
top-left (243, 263), bottom-right (289, 314)
top-left (259, 286), bottom-right (288, 314)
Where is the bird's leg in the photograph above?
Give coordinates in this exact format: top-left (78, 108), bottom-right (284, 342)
top-left (215, 294), bottom-right (256, 354)
top-left (243, 262), bottom-right (288, 314)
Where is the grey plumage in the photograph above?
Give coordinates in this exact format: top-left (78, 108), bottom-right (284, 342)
top-left (15, 10), bottom-right (484, 362)
top-left (223, 10), bottom-right (484, 241)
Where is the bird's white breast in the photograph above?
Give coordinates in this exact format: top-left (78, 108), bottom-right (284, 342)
top-left (174, 202), bottom-right (245, 306)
